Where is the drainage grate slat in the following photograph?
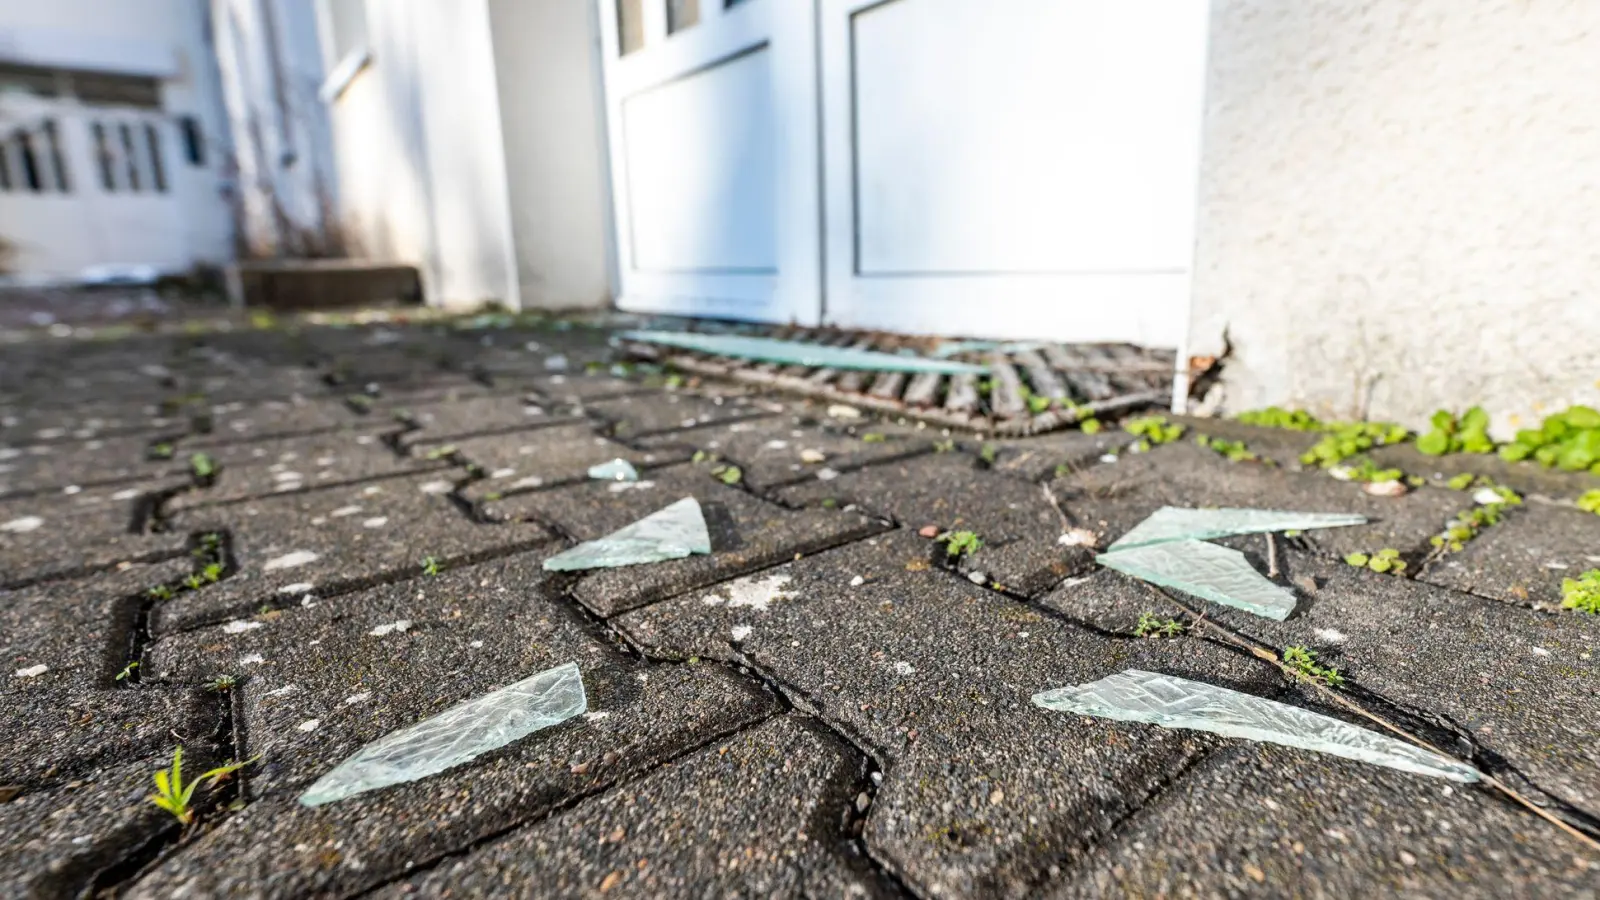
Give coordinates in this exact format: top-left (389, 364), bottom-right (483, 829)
top-left (902, 371), bottom-right (943, 407)
top-left (868, 370), bottom-right (906, 400)
top-left (1013, 349), bottom-right (1068, 400)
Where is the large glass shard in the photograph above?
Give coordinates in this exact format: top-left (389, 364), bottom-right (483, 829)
top-left (1108, 506), bottom-right (1367, 551)
top-left (618, 330), bottom-right (988, 375)
top-left (587, 458), bottom-right (639, 482)
top-left (299, 662), bottom-right (587, 807)
top-left (543, 497), bottom-right (711, 572)
top-left (1098, 539), bottom-right (1297, 620)
top-left (1033, 669), bottom-right (1480, 783)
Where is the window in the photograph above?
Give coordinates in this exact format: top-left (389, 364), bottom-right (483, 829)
top-left (73, 71), bottom-right (161, 109)
top-left (42, 120), bottom-right (68, 192)
top-left (0, 121), bottom-right (71, 194)
top-left (92, 122), bottom-right (115, 191)
top-left (118, 123), bottom-right (141, 191)
top-left (617, 0), bottom-right (644, 55)
top-left (0, 63), bottom-right (61, 98)
top-left (322, 0), bottom-right (369, 69)
top-left (145, 123), bottom-right (167, 192)
top-left (667, 0), bottom-right (699, 34)
top-left (179, 116), bottom-right (205, 166)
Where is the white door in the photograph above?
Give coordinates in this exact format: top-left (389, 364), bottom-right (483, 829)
top-left (0, 93), bottom-right (190, 279)
top-left (817, 0), bottom-right (1212, 345)
top-left (597, 0), bottom-right (822, 325)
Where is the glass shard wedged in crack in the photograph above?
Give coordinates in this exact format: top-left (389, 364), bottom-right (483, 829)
top-left (299, 662), bottom-right (588, 807)
top-left (618, 330), bottom-right (989, 375)
top-left (1108, 506), bottom-right (1367, 551)
top-left (587, 458), bottom-right (639, 482)
top-left (1033, 669), bottom-right (1480, 783)
top-left (1098, 539), bottom-right (1298, 620)
top-left (542, 496), bottom-right (712, 571)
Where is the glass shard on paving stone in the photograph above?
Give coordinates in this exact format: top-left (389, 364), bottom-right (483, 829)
top-left (1033, 669), bottom-right (1480, 783)
top-left (587, 458), bottom-right (639, 482)
top-left (1108, 506), bottom-right (1368, 551)
top-left (543, 496), bottom-right (712, 572)
top-left (299, 662), bottom-right (588, 807)
top-left (618, 330), bottom-right (988, 375)
top-left (1098, 539), bottom-right (1298, 620)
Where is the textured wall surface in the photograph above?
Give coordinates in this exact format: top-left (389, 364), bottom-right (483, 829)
top-left (1188, 0), bottom-right (1600, 436)
top-left (488, 0), bottom-right (613, 310)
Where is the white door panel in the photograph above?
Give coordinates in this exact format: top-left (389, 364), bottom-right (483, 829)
top-left (598, 0), bottom-right (821, 323)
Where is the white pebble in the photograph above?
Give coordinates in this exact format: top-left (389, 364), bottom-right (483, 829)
top-left (2, 515), bottom-right (43, 533)
top-left (297, 719), bottom-right (320, 732)
top-left (362, 517), bottom-right (389, 528)
top-left (222, 620), bottom-right (264, 634)
top-left (369, 620), bottom-right (412, 637)
top-left (263, 550), bottom-right (319, 572)
top-left (967, 571), bottom-right (988, 585)
top-left (13, 664), bottom-right (49, 678)
top-left (849, 575), bottom-right (865, 587)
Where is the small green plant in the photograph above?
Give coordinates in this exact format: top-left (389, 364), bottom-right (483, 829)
top-left (1343, 548), bottom-right (1407, 574)
top-left (1235, 407), bottom-right (1324, 431)
top-left (1079, 418), bottom-right (1102, 435)
top-left (1446, 472), bottom-right (1476, 491)
top-left (1577, 490), bottom-right (1600, 515)
top-left (147, 584), bottom-right (174, 601)
top-left (1429, 493), bottom-right (1518, 552)
top-left (942, 530), bottom-right (982, 558)
top-left (149, 442), bottom-right (175, 461)
top-left (979, 443), bottom-right (998, 464)
top-left (1282, 645), bottom-right (1345, 687)
top-left (201, 562), bottom-right (223, 583)
top-left (205, 674), bottom-right (236, 691)
top-left (1560, 570), bottom-right (1600, 614)
top-left (424, 445), bottom-right (457, 461)
top-left (345, 394), bottom-right (374, 413)
top-left (115, 661), bottom-right (139, 681)
top-left (1417, 407), bottom-right (1494, 456)
top-left (1134, 613), bottom-right (1185, 638)
top-left (1124, 416), bottom-right (1184, 447)
top-left (1194, 434), bottom-right (1260, 463)
top-left (1300, 421), bottom-right (1408, 468)
top-left (664, 374), bottom-right (685, 390)
top-left (189, 453), bottom-right (216, 482)
top-left (712, 464), bottom-right (743, 485)
top-left (1497, 406), bottom-right (1600, 472)
top-left (421, 556), bottom-right (440, 576)
top-left (1026, 394), bottom-right (1051, 415)
top-left (149, 746), bottom-right (256, 825)
top-left (861, 432), bottom-right (887, 443)
top-left (1337, 457), bottom-right (1403, 484)
top-left (933, 439), bottom-right (956, 453)
top-left (184, 574), bottom-right (205, 590)
top-left (820, 497), bottom-right (838, 509)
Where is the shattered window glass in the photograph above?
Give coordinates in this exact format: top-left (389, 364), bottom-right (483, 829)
top-left (299, 662), bottom-right (588, 807)
top-left (543, 497), bottom-right (712, 572)
top-left (1097, 539), bottom-right (1298, 620)
top-left (618, 330), bottom-right (988, 375)
top-left (587, 458), bottom-right (639, 482)
top-left (1033, 669), bottom-right (1479, 783)
top-left (1108, 506), bottom-right (1367, 551)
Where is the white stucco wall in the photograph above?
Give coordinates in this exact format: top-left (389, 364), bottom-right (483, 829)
top-left (1187, 0), bottom-right (1600, 436)
top-left (486, 0), bottom-right (613, 310)
top-left (320, 0), bottom-right (520, 309)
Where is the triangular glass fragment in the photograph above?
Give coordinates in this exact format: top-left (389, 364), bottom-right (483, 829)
top-left (543, 497), bottom-right (712, 572)
top-left (1098, 539), bottom-right (1297, 620)
top-left (1108, 506), bottom-right (1367, 551)
top-left (299, 662), bottom-right (587, 807)
top-left (618, 330), bottom-right (988, 375)
top-left (587, 458), bottom-right (639, 482)
top-left (1033, 669), bottom-right (1480, 783)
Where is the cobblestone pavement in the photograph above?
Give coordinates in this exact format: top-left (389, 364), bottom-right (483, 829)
top-left (3, 318), bottom-right (1598, 899)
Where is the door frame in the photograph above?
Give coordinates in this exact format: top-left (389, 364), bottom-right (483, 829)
top-left (595, 0), bottom-right (823, 325)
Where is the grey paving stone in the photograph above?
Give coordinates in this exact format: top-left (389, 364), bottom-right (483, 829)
top-left (586, 390), bottom-right (772, 438)
top-left (638, 414), bottom-right (934, 492)
top-left (522, 373), bottom-right (650, 404)
top-left (0, 560), bottom-right (213, 787)
top-left (184, 395), bottom-right (377, 447)
top-left (379, 715), bottom-right (882, 900)
top-left (167, 429), bottom-right (446, 511)
top-left (1422, 502), bottom-right (1600, 608)
top-left (0, 402), bottom-right (183, 445)
top-left (779, 453), bottom-right (1093, 597)
top-left (614, 531), bottom-right (1284, 896)
top-left (129, 555), bottom-right (779, 899)
top-left (0, 753), bottom-right (227, 900)
top-left (151, 472), bottom-right (554, 633)
top-left (453, 422), bottom-right (690, 502)
top-left (1041, 551), bottom-right (1600, 817)
top-left (974, 428), bottom-right (1126, 483)
top-left (1, 480), bottom-right (190, 587)
top-left (490, 462), bottom-right (885, 616)
top-left (0, 434), bottom-right (182, 496)
top-left (1046, 743), bottom-right (1599, 900)
top-left (1052, 441), bottom-right (1477, 561)
top-left (394, 392), bottom-right (585, 449)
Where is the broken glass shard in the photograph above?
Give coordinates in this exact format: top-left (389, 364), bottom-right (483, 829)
top-left (1109, 506), bottom-right (1367, 551)
top-left (587, 458), bottom-right (639, 482)
top-left (543, 496), bottom-right (711, 571)
top-left (1098, 539), bottom-right (1297, 620)
top-left (618, 330), bottom-right (988, 375)
top-left (299, 661), bottom-right (587, 807)
top-left (1033, 669), bottom-right (1480, 783)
